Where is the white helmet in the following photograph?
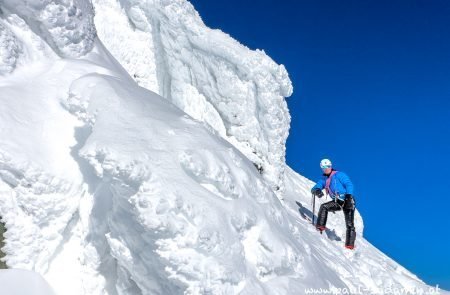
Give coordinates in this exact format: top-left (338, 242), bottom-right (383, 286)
top-left (320, 159), bottom-right (332, 169)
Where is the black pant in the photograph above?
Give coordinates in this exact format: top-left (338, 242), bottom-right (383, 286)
top-left (317, 199), bottom-right (356, 247)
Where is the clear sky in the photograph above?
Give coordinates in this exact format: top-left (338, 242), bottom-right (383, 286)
top-left (190, 0), bottom-right (450, 290)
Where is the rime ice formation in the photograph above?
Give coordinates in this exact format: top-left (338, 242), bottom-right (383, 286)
top-left (0, 22), bottom-right (22, 75)
top-left (1, 0), bottom-right (96, 58)
top-left (92, 0), bottom-right (292, 195)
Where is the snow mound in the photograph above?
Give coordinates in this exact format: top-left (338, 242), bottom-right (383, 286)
top-left (0, 269), bottom-right (56, 295)
top-left (92, 0), bottom-right (293, 195)
top-left (63, 72), bottom-right (303, 294)
top-left (1, 0), bottom-right (96, 58)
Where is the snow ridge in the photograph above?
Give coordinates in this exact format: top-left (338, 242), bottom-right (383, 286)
top-left (62, 73), bottom-right (302, 294)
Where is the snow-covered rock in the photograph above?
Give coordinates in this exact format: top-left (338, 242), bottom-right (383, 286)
top-left (0, 0), bottom-right (446, 294)
top-left (0, 21), bottom-right (22, 75)
top-left (92, 0), bottom-right (293, 195)
top-left (1, 0), bottom-right (96, 58)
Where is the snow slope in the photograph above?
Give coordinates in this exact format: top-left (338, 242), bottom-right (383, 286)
top-left (0, 269), bottom-right (56, 295)
top-left (0, 0), bottom-right (447, 294)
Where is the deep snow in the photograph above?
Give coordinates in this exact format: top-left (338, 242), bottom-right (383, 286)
top-left (0, 0), bottom-right (447, 294)
top-left (0, 269), bottom-right (56, 295)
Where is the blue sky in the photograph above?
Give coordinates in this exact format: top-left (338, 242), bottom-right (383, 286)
top-left (190, 0), bottom-right (450, 290)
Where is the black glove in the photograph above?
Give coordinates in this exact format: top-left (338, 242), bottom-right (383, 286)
top-left (312, 188), bottom-right (324, 198)
top-left (343, 194), bottom-right (355, 210)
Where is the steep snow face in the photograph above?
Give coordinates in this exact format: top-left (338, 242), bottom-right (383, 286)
top-left (1, 0), bottom-right (96, 58)
top-left (0, 28), bottom-right (305, 292)
top-left (63, 73), bottom-right (305, 294)
top-left (0, 22), bottom-right (22, 75)
top-left (91, 0), bottom-right (159, 92)
top-left (281, 168), bottom-right (438, 294)
top-left (92, 0), bottom-right (293, 195)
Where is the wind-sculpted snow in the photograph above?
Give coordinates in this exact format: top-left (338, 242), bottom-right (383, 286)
top-left (92, 0), bottom-right (293, 196)
top-left (0, 52), bottom-right (436, 293)
top-left (1, 0), bottom-right (96, 58)
top-left (63, 73), bottom-right (305, 294)
top-left (0, 158), bottom-right (80, 272)
top-left (0, 21), bottom-right (22, 75)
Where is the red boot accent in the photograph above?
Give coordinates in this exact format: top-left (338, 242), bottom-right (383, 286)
top-left (316, 225), bottom-right (326, 232)
top-left (345, 245), bottom-right (355, 250)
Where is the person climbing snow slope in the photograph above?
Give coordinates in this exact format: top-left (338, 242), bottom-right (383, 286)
top-left (311, 159), bottom-right (356, 249)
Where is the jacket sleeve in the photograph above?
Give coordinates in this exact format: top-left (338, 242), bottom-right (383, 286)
top-left (339, 172), bottom-right (354, 195)
top-left (311, 178), bottom-right (325, 192)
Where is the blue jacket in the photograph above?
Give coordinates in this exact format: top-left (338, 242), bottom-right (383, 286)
top-left (311, 170), bottom-right (354, 200)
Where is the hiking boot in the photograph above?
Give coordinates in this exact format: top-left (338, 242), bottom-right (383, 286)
top-left (316, 225), bottom-right (326, 233)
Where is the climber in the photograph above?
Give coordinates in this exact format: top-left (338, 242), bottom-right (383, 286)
top-left (311, 159), bottom-right (356, 249)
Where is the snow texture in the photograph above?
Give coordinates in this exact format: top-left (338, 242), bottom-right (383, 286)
top-left (0, 269), bottom-right (56, 295)
top-left (92, 0), bottom-right (293, 195)
top-left (0, 21), bottom-right (22, 75)
top-left (0, 0), bottom-right (448, 294)
top-left (1, 0), bottom-right (96, 58)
